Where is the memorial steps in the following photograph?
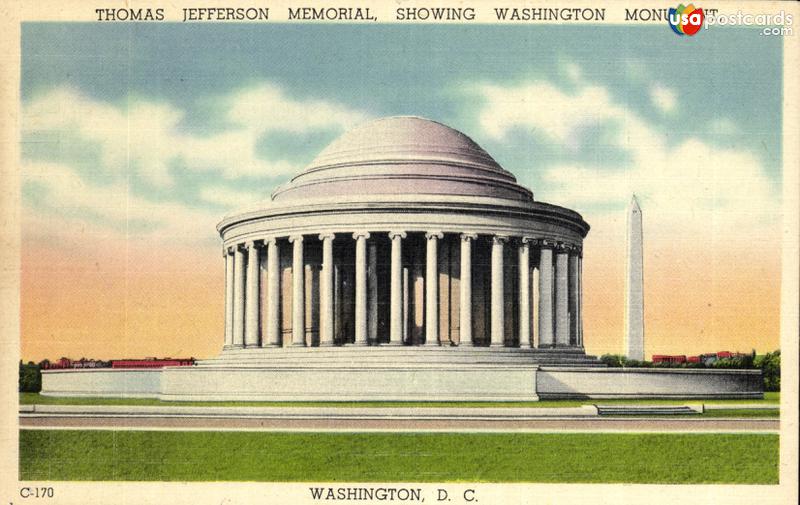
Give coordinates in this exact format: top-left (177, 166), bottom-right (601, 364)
top-left (198, 346), bottom-right (604, 367)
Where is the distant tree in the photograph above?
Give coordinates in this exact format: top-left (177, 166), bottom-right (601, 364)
top-left (711, 352), bottom-right (755, 370)
top-left (599, 354), bottom-right (626, 367)
top-left (19, 361), bottom-right (42, 393)
top-left (621, 359), bottom-right (654, 368)
top-left (684, 361), bottom-right (706, 369)
top-left (754, 350), bottom-right (780, 392)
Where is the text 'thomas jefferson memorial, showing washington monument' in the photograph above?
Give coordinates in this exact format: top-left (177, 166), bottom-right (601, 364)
top-left (41, 117), bottom-right (762, 401)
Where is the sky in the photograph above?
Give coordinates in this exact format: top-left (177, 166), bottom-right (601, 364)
top-left (20, 23), bottom-right (783, 361)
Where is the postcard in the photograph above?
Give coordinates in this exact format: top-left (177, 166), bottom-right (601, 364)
top-left (1, 1), bottom-right (797, 504)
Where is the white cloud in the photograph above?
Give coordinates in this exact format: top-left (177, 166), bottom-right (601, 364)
top-left (561, 61), bottom-right (583, 83)
top-left (707, 117), bottom-right (740, 136)
top-left (477, 80), bottom-right (665, 154)
top-left (650, 84), bottom-right (677, 114)
top-left (226, 84), bottom-right (369, 136)
top-left (478, 82), bottom-right (622, 149)
top-left (474, 79), bottom-right (779, 244)
top-left (23, 160), bottom-right (221, 241)
top-left (22, 84), bottom-right (370, 187)
top-left (20, 83), bottom-right (371, 244)
top-left (198, 186), bottom-right (265, 207)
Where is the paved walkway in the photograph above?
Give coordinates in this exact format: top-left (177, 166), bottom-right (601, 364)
top-left (19, 404), bottom-right (778, 432)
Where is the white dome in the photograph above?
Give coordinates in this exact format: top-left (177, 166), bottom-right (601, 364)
top-left (272, 116), bottom-right (533, 202)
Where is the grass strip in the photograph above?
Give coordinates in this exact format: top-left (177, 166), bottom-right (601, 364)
top-left (20, 430), bottom-right (778, 484)
top-left (19, 392), bottom-right (780, 408)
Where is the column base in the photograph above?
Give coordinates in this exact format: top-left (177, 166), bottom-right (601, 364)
top-left (291, 343), bottom-right (307, 347)
top-left (318, 341), bottom-right (336, 347)
top-left (458, 341), bottom-right (474, 347)
top-left (384, 341), bottom-right (404, 346)
top-left (352, 341), bottom-right (369, 346)
top-left (423, 342), bottom-right (440, 347)
top-left (244, 344), bottom-right (261, 349)
top-left (261, 343), bottom-right (282, 348)
top-left (489, 343), bottom-right (505, 348)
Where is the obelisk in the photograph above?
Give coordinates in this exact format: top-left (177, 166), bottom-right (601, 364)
top-left (625, 195), bottom-right (645, 361)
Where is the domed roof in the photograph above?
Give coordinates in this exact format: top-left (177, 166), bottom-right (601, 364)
top-left (272, 116), bottom-right (533, 202)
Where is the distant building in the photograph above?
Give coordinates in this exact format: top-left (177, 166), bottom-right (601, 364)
top-left (110, 358), bottom-right (194, 368)
top-left (652, 351), bottom-right (746, 365)
top-left (652, 355), bottom-right (686, 364)
top-left (41, 356), bottom-right (193, 369)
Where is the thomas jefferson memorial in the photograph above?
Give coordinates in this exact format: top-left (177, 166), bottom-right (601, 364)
top-left (219, 116), bottom-right (589, 354)
top-left (41, 117), bottom-right (763, 401)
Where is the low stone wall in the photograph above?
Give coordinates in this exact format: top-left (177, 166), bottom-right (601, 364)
top-left (40, 365), bottom-right (763, 401)
top-left (41, 368), bottom-right (162, 398)
top-left (537, 367), bottom-right (763, 399)
top-left (159, 365), bottom-right (540, 402)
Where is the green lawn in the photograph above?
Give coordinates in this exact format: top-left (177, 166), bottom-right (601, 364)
top-left (19, 430), bottom-right (778, 483)
top-left (19, 392), bottom-right (780, 408)
top-left (700, 408), bottom-right (779, 418)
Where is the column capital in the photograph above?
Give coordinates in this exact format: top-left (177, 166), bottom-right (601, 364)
top-left (569, 244), bottom-right (583, 256)
top-left (425, 231), bottom-right (444, 240)
top-left (533, 238), bottom-right (556, 249)
top-left (263, 237), bottom-right (278, 247)
top-left (244, 240), bottom-right (259, 250)
top-left (492, 235), bottom-right (509, 245)
top-left (234, 243), bottom-right (246, 252)
top-left (555, 241), bottom-right (571, 253)
top-left (460, 232), bottom-right (478, 241)
top-left (521, 236), bottom-right (537, 244)
top-left (289, 235), bottom-right (304, 244)
top-left (318, 232), bottom-right (336, 241)
top-left (352, 231), bottom-right (371, 240)
top-left (388, 230), bottom-right (407, 240)
top-left (223, 246), bottom-right (233, 257)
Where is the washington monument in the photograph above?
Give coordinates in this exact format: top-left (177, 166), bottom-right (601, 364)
top-left (625, 195), bottom-right (645, 361)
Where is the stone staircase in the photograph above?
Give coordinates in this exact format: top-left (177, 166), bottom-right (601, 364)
top-left (595, 405), bottom-right (702, 416)
top-left (196, 346), bottom-right (604, 368)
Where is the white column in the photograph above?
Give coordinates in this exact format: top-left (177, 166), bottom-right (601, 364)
top-left (518, 238), bottom-right (532, 348)
top-left (577, 251), bottom-right (583, 347)
top-left (555, 244), bottom-right (570, 346)
top-left (425, 231), bottom-right (443, 346)
top-left (569, 247), bottom-right (580, 347)
top-left (232, 245), bottom-right (246, 347)
top-left (319, 233), bottom-right (335, 346)
top-left (265, 238), bottom-right (281, 347)
top-left (538, 241), bottom-right (555, 347)
top-left (459, 233), bottom-right (477, 346)
top-left (244, 241), bottom-right (260, 347)
top-left (290, 235), bottom-right (305, 346)
top-left (531, 264), bottom-right (539, 348)
top-left (490, 235), bottom-right (508, 347)
top-left (353, 232), bottom-right (370, 345)
top-left (389, 231), bottom-right (406, 345)
top-left (224, 248), bottom-right (234, 349)
top-left (402, 266), bottom-right (409, 344)
top-left (367, 242), bottom-right (378, 342)
top-left (334, 264), bottom-right (342, 343)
